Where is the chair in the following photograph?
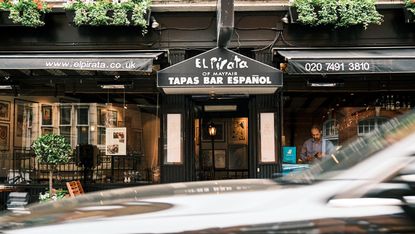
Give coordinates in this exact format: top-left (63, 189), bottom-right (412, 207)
top-left (66, 180), bottom-right (84, 197)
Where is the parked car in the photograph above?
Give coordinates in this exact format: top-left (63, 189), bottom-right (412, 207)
top-left (2, 111), bottom-right (415, 233)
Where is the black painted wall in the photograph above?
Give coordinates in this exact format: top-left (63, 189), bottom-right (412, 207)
top-left (0, 9), bottom-right (413, 51)
top-left (160, 94), bottom-right (195, 183)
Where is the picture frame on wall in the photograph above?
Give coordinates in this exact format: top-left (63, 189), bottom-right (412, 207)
top-left (0, 100), bottom-right (10, 121)
top-left (41, 105), bottom-right (53, 126)
top-left (214, 149), bottom-right (226, 169)
top-left (229, 118), bottom-right (248, 145)
top-left (228, 144), bottom-right (248, 170)
top-left (201, 121), bottom-right (225, 142)
top-left (201, 149), bottom-right (213, 168)
top-left (0, 123), bottom-right (9, 151)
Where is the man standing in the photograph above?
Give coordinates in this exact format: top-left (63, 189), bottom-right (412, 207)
top-left (300, 126), bottom-right (334, 163)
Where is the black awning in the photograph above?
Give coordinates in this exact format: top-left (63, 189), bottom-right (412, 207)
top-left (277, 48), bottom-right (415, 75)
top-left (0, 51), bottom-right (164, 72)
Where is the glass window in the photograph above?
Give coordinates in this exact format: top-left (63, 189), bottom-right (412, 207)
top-left (77, 107), bottom-right (89, 125)
top-left (98, 108), bottom-right (106, 126)
top-left (323, 119), bottom-right (339, 154)
top-left (77, 126), bottom-right (89, 144)
top-left (98, 127), bottom-right (105, 145)
top-left (60, 106), bottom-right (71, 125)
top-left (323, 119), bottom-right (338, 137)
top-left (60, 126), bottom-right (71, 144)
top-left (358, 117), bottom-right (389, 136)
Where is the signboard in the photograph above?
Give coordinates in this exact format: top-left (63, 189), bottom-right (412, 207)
top-left (260, 113), bottom-right (275, 163)
top-left (282, 146), bottom-right (297, 164)
top-left (278, 48), bottom-right (415, 75)
top-left (0, 52), bottom-right (163, 72)
top-left (105, 127), bottom-right (126, 155)
top-left (157, 47), bottom-right (282, 91)
top-left (286, 59), bottom-right (401, 75)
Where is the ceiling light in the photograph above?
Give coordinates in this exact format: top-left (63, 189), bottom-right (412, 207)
top-left (100, 84), bottom-right (125, 89)
top-left (307, 80), bottom-right (344, 87)
top-left (98, 81), bottom-right (132, 89)
top-left (204, 105), bottom-right (237, 112)
top-left (0, 85), bottom-right (13, 89)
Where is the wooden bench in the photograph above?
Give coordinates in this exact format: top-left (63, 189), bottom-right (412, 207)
top-left (66, 180), bottom-right (84, 197)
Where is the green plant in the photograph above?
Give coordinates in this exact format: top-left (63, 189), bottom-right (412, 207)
top-left (405, 0), bottom-right (415, 17)
top-left (292, 0), bottom-right (383, 29)
top-left (32, 134), bottom-right (72, 195)
top-left (65, 0), bottom-right (151, 33)
top-left (39, 189), bottom-right (68, 203)
top-left (0, 0), bottom-right (50, 27)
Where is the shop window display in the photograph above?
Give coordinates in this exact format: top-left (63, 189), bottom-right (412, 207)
top-left (0, 96), bottom-right (160, 185)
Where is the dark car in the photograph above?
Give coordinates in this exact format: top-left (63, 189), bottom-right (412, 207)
top-left (2, 111), bottom-right (415, 233)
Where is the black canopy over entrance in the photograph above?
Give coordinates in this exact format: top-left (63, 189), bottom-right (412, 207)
top-left (157, 47), bottom-right (283, 95)
top-left (277, 47), bottom-right (415, 75)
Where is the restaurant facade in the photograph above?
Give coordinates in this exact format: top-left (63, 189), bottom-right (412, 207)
top-left (0, 0), bottom-right (415, 207)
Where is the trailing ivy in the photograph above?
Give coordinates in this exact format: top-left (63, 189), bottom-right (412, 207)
top-left (0, 0), bottom-right (50, 27)
top-left (293, 0), bottom-right (383, 29)
top-left (65, 0), bottom-right (151, 34)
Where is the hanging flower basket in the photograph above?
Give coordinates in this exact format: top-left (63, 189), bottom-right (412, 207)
top-left (0, 0), bottom-right (50, 27)
top-left (65, 0), bottom-right (151, 34)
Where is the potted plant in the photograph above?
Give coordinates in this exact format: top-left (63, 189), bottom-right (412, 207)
top-left (0, 0), bottom-right (50, 27)
top-left (39, 188), bottom-right (68, 203)
top-left (64, 0), bottom-right (151, 34)
top-left (404, 0), bottom-right (415, 23)
top-left (32, 134), bottom-right (72, 197)
top-left (290, 0), bottom-right (383, 29)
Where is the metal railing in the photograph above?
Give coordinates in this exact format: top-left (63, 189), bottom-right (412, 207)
top-left (1, 148), bottom-right (152, 186)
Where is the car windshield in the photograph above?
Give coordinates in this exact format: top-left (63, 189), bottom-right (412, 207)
top-left (278, 110), bottom-right (415, 184)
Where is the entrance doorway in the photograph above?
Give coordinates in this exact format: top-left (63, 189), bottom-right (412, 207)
top-left (193, 96), bottom-right (249, 180)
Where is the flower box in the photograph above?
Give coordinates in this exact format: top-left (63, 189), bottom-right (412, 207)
top-left (0, 11), bottom-right (15, 26)
top-left (0, 10), bottom-right (45, 27)
top-left (64, 0), bottom-right (151, 33)
top-left (66, 9), bottom-right (149, 27)
top-left (291, 0), bottom-right (383, 29)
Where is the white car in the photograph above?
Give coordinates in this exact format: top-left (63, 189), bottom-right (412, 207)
top-left (2, 112), bottom-right (415, 233)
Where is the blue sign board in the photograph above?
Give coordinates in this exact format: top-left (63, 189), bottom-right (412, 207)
top-left (282, 146), bottom-right (297, 164)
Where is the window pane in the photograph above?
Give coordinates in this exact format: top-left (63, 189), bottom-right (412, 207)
top-left (60, 106), bottom-right (71, 125)
top-left (78, 126), bottom-right (89, 144)
top-left (60, 126), bottom-right (71, 144)
top-left (98, 108), bottom-right (106, 126)
top-left (78, 107), bottom-right (89, 125)
top-left (98, 127), bottom-right (105, 145)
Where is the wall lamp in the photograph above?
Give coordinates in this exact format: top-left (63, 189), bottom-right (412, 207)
top-left (151, 16), bottom-right (160, 29)
top-left (281, 13), bottom-right (289, 24)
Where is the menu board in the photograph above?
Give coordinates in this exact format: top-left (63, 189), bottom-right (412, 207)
top-left (105, 127), bottom-right (126, 155)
